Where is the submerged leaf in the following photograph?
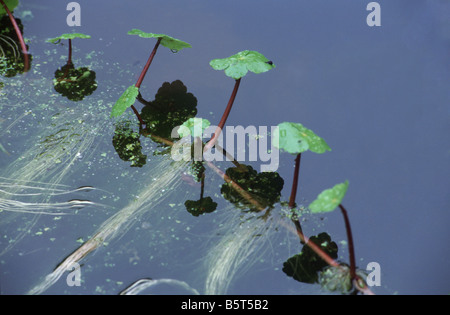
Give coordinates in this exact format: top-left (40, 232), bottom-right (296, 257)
top-left (273, 122), bottom-right (331, 155)
top-left (111, 85), bottom-right (139, 118)
top-left (309, 181), bottom-right (349, 214)
top-left (127, 29), bottom-right (191, 52)
top-left (53, 65), bottom-right (97, 102)
top-left (282, 233), bottom-right (338, 284)
top-left (221, 164), bottom-right (284, 211)
top-left (47, 33), bottom-right (91, 44)
top-left (210, 50), bottom-right (275, 80)
top-left (185, 197), bottom-right (217, 217)
top-left (112, 121), bottom-right (147, 167)
top-left (178, 118), bottom-right (211, 139)
top-left (140, 80), bottom-right (198, 143)
top-left (320, 264), bottom-right (367, 295)
top-left (0, 16), bottom-right (32, 77)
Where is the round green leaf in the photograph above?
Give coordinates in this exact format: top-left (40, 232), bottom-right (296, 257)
top-left (0, 0), bottom-right (19, 16)
top-left (273, 122), bottom-right (331, 155)
top-left (47, 33), bottom-right (91, 44)
top-left (309, 181), bottom-right (349, 214)
top-left (127, 29), bottom-right (191, 52)
top-left (178, 118), bottom-right (211, 139)
top-left (111, 85), bottom-right (139, 118)
top-left (210, 50), bottom-right (275, 80)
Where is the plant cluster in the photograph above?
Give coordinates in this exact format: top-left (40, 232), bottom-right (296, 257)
top-left (0, 0), bottom-right (29, 74)
top-left (0, 0), bottom-right (375, 292)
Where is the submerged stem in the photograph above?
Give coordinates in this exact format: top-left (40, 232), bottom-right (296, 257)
top-left (130, 105), bottom-right (145, 125)
top-left (0, 0), bottom-right (29, 72)
top-left (204, 78), bottom-right (241, 153)
top-left (67, 39), bottom-right (73, 66)
top-left (135, 38), bottom-right (162, 89)
top-left (200, 172), bottom-right (205, 200)
top-left (339, 204), bottom-right (356, 280)
top-left (289, 153), bottom-right (301, 209)
top-left (288, 153), bottom-right (305, 244)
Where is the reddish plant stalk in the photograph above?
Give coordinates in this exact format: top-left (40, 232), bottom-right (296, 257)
top-left (130, 105), bottom-right (145, 125)
top-left (135, 38), bottom-right (162, 89)
top-left (0, 0), bottom-right (29, 72)
top-left (68, 39), bottom-right (73, 65)
top-left (200, 172), bottom-right (205, 200)
top-left (289, 153), bottom-right (305, 244)
top-left (204, 78), bottom-right (241, 153)
top-left (339, 204), bottom-right (357, 280)
top-left (288, 153), bottom-right (302, 209)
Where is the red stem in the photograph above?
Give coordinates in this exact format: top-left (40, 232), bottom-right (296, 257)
top-left (200, 172), bottom-right (205, 200)
top-left (339, 204), bottom-right (357, 280)
top-left (68, 39), bottom-right (73, 65)
top-left (0, 0), bottom-right (29, 72)
top-left (204, 78), bottom-right (241, 153)
top-left (135, 38), bottom-right (162, 89)
top-left (289, 153), bottom-right (305, 244)
top-left (288, 153), bottom-right (302, 209)
top-left (130, 105), bottom-right (145, 125)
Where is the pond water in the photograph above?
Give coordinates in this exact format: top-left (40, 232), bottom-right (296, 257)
top-left (0, 0), bottom-right (449, 295)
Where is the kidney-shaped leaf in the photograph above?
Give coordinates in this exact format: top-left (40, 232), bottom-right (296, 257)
top-left (127, 29), bottom-right (191, 52)
top-left (111, 85), bottom-right (139, 118)
top-left (47, 33), bottom-right (91, 44)
top-left (210, 50), bottom-right (275, 80)
top-left (309, 181), bottom-right (349, 214)
top-left (273, 122), bottom-right (331, 155)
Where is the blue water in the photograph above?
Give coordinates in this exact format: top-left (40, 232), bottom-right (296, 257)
top-left (1, 0), bottom-right (449, 295)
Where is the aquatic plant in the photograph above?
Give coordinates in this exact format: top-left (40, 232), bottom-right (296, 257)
top-left (139, 80), bottom-right (198, 142)
top-left (0, 14), bottom-right (31, 77)
top-left (273, 122), bottom-right (331, 208)
top-left (283, 232), bottom-right (338, 284)
top-left (47, 33), bottom-right (91, 66)
top-left (112, 121), bottom-right (147, 167)
top-left (272, 122), bottom-right (373, 294)
top-left (0, 21), bottom-right (377, 296)
top-left (221, 164), bottom-right (284, 211)
top-left (273, 121), bottom-right (331, 243)
top-left (184, 173), bottom-right (218, 217)
top-left (47, 33), bottom-right (97, 101)
top-left (0, 0), bottom-right (29, 72)
top-left (308, 181), bottom-right (366, 292)
top-left (111, 30), bottom-right (191, 123)
top-left (204, 50), bottom-right (275, 152)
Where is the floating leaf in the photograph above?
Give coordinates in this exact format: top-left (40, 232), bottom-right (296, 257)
top-left (273, 122), bottom-right (331, 155)
top-left (210, 50), bottom-right (275, 80)
top-left (309, 181), bottom-right (349, 214)
top-left (127, 29), bottom-right (191, 52)
top-left (0, 0), bottom-right (18, 16)
top-left (111, 85), bottom-right (139, 118)
top-left (47, 33), bottom-right (91, 44)
top-left (178, 118), bottom-right (211, 139)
